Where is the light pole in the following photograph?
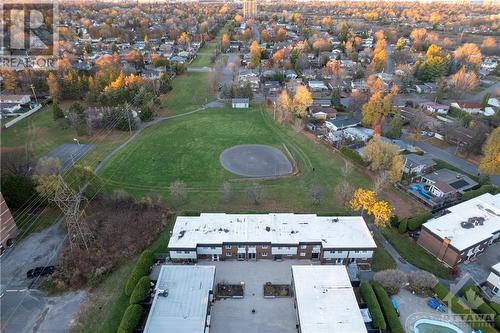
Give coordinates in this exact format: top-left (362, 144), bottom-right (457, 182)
top-left (73, 138), bottom-right (80, 146)
top-left (273, 101), bottom-right (276, 121)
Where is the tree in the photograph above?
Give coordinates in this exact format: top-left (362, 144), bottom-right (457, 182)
top-left (335, 181), bottom-right (355, 209)
top-left (292, 86), bottom-right (312, 119)
top-left (177, 32), bottom-right (190, 47)
top-left (249, 40), bottom-right (261, 68)
top-left (350, 188), bottom-right (393, 227)
top-left (388, 155), bottom-right (403, 183)
top-left (169, 180), bottom-right (187, 203)
top-left (276, 27), bottom-right (287, 42)
top-left (362, 92), bottom-right (396, 134)
top-left (1, 175), bottom-right (39, 209)
top-left (396, 37), bottom-right (405, 51)
top-left (0, 68), bottom-right (17, 91)
top-left (52, 102), bottom-right (64, 120)
top-left (363, 136), bottom-right (400, 172)
top-left (276, 90), bottom-right (292, 123)
top-left (47, 72), bottom-right (59, 101)
top-left (221, 181), bottom-right (232, 203)
top-left (425, 44), bottom-right (441, 59)
top-left (385, 115), bottom-right (403, 139)
top-left (309, 185), bottom-right (323, 205)
top-left (373, 270), bottom-right (407, 295)
top-left (69, 102), bottom-right (87, 136)
top-left (1, 148), bottom-right (35, 177)
top-left (454, 43), bottom-right (482, 71)
top-left (429, 12), bottom-right (442, 27)
top-left (479, 127), bottom-right (500, 175)
top-left (448, 67), bottom-right (479, 96)
top-left (221, 33), bottom-right (230, 52)
top-left (407, 271), bottom-right (438, 295)
top-left (246, 183), bottom-right (264, 205)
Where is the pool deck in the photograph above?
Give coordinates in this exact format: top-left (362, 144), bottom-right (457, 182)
top-left (395, 289), bottom-right (472, 333)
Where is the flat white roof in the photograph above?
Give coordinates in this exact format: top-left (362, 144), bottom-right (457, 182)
top-left (168, 213), bottom-right (376, 250)
top-left (423, 193), bottom-right (500, 251)
top-left (292, 265), bottom-right (367, 333)
top-left (143, 265), bottom-right (215, 333)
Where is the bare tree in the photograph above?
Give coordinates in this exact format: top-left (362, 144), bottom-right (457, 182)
top-left (373, 171), bottom-right (388, 194)
top-left (341, 161), bottom-right (353, 178)
top-left (1, 148), bottom-right (35, 177)
top-left (221, 181), bottom-right (232, 203)
top-left (309, 185), bottom-right (323, 205)
top-left (335, 181), bottom-right (355, 209)
top-left (246, 183), bottom-right (264, 205)
top-left (373, 269), bottom-right (408, 295)
top-left (170, 180), bottom-right (187, 203)
top-left (407, 271), bottom-right (438, 295)
top-left (35, 157), bottom-right (63, 176)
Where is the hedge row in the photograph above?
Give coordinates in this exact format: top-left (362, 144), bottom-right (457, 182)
top-left (117, 304), bottom-right (143, 333)
top-left (340, 147), bottom-right (367, 166)
top-left (359, 283), bottom-right (387, 330)
top-left (433, 283), bottom-right (497, 333)
top-left (124, 250), bottom-right (154, 296)
top-left (372, 282), bottom-right (405, 333)
top-left (460, 286), bottom-right (500, 330)
top-left (461, 185), bottom-right (496, 202)
top-left (398, 218), bottom-right (408, 233)
top-left (407, 212), bottom-right (432, 231)
top-left (130, 276), bottom-right (151, 305)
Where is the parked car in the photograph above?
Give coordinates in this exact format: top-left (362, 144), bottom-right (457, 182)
top-left (26, 266), bottom-right (55, 279)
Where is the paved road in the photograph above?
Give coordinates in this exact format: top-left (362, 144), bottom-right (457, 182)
top-left (386, 43), bottom-right (393, 74)
top-left (403, 137), bottom-right (500, 186)
top-left (0, 224), bottom-right (85, 333)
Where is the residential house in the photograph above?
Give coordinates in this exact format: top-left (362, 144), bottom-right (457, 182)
top-left (451, 101), bottom-right (482, 114)
top-left (343, 127), bottom-right (374, 143)
top-left (308, 106), bottom-right (336, 120)
top-left (231, 98), bottom-right (249, 109)
top-left (325, 117), bottom-right (360, 131)
top-left (403, 154), bottom-right (436, 176)
top-left (421, 169), bottom-right (478, 198)
top-left (417, 193), bottom-right (500, 267)
top-left (419, 101), bottom-right (449, 115)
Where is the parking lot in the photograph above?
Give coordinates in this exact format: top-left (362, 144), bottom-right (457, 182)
top-left (198, 260), bottom-right (320, 333)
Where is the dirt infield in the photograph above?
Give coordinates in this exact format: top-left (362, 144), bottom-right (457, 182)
top-left (220, 144), bottom-right (293, 177)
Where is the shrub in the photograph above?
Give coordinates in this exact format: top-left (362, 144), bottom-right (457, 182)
top-left (461, 185), bottom-right (495, 202)
top-left (433, 283), bottom-right (497, 333)
top-left (407, 271), bottom-right (438, 295)
top-left (124, 250), bottom-right (154, 296)
top-left (398, 218), bottom-right (408, 233)
top-left (389, 215), bottom-right (399, 228)
top-left (496, 315), bottom-right (500, 330)
top-left (373, 270), bottom-right (407, 295)
top-left (407, 212), bottom-right (432, 231)
top-left (372, 282), bottom-right (405, 333)
top-left (489, 302), bottom-right (500, 316)
top-left (117, 304), bottom-right (143, 333)
top-left (460, 286), bottom-right (498, 320)
top-left (359, 283), bottom-right (387, 330)
top-left (340, 147), bottom-right (367, 166)
top-left (129, 276), bottom-right (151, 304)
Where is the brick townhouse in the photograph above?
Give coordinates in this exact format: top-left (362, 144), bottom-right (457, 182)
top-left (168, 213), bottom-right (376, 265)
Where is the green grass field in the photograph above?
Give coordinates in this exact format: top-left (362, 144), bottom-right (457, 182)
top-left (161, 72), bottom-right (213, 116)
top-left (99, 106), bottom-right (372, 212)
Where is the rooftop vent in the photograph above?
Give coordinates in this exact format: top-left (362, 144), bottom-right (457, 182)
top-left (158, 289), bottom-right (169, 297)
top-left (460, 221), bottom-right (474, 229)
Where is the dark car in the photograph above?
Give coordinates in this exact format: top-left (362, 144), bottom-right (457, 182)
top-left (26, 266), bottom-right (55, 279)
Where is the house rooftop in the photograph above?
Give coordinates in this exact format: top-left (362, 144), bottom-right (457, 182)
top-left (292, 265), bottom-right (367, 333)
top-left (168, 213), bottom-right (376, 250)
top-left (143, 265), bottom-right (215, 333)
top-left (422, 169), bottom-right (478, 192)
top-left (422, 193), bottom-right (500, 251)
top-left (404, 154), bottom-right (436, 169)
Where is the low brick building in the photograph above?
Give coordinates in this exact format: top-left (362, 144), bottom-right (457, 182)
top-left (0, 192), bottom-right (18, 253)
top-left (417, 193), bottom-right (500, 267)
top-left (168, 213), bottom-right (376, 265)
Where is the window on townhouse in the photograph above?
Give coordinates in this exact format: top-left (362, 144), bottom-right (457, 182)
top-left (354, 250), bottom-right (359, 253)
top-left (225, 245), bottom-right (231, 249)
top-left (262, 252), bottom-right (268, 256)
top-left (176, 251), bottom-right (182, 254)
top-left (300, 245), bottom-right (307, 249)
top-left (184, 251), bottom-right (190, 254)
top-left (330, 250), bottom-right (336, 254)
top-left (300, 252), bottom-right (306, 257)
top-left (210, 247), bottom-right (216, 250)
top-left (262, 245), bottom-right (268, 249)
top-left (226, 252), bottom-right (232, 256)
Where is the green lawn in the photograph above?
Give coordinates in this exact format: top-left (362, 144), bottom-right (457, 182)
top-left (99, 106), bottom-right (372, 212)
top-left (380, 227), bottom-right (452, 279)
top-left (371, 237), bottom-right (397, 272)
top-left (161, 72), bottom-right (212, 116)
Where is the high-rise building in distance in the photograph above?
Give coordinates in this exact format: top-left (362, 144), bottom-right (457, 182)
top-left (243, 0), bottom-right (257, 18)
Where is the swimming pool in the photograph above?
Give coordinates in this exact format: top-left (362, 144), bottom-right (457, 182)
top-left (409, 184), bottom-right (433, 200)
top-left (414, 319), bottom-right (465, 333)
